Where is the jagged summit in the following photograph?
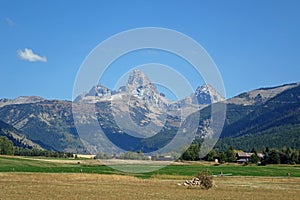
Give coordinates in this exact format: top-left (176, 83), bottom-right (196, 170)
top-left (127, 70), bottom-right (152, 88)
top-left (126, 69), bottom-right (159, 96)
top-left (193, 84), bottom-right (224, 104)
top-left (124, 69), bottom-right (168, 108)
top-left (74, 84), bottom-right (112, 103)
top-left (87, 84), bottom-right (112, 98)
top-left (75, 69), bottom-right (169, 109)
top-left (74, 69), bottom-right (224, 109)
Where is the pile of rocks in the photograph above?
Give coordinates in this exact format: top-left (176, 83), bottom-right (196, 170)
top-left (177, 176), bottom-right (216, 189)
top-left (183, 177), bottom-right (202, 187)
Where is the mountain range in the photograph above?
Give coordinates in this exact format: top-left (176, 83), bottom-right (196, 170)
top-left (0, 69), bottom-right (299, 153)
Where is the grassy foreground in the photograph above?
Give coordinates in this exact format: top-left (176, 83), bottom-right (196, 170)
top-left (1, 156), bottom-right (300, 199)
top-left (0, 173), bottom-right (300, 200)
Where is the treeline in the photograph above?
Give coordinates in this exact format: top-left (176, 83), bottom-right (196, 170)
top-left (0, 136), bottom-right (73, 158)
top-left (260, 147), bottom-right (300, 165)
top-left (96, 150), bottom-right (149, 160)
top-left (180, 143), bottom-right (237, 163)
top-left (180, 141), bottom-right (300, 165)
top-left (14, 147), bottom-right (74, 158)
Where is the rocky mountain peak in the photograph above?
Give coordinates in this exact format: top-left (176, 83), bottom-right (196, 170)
top-left (126, 69), bottom-right (158, 95)
top-left (74, 69), bottom-right (226, 110)
top-left (193, 84), bottom-right (224, 105)
top-left (87, 84), bottom-right (112, 97)
top-left (74, 69), bottom-right (168, 109)
top-left (127, 69), bottom-right (150, 86)
top-left (74, 84), bottom-right (112, 103)
top-left (125, 69), bottom-right (168, 109)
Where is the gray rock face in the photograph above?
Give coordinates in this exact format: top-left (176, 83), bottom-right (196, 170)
top-left (75, 69), bottom-right (172, 110)
top-left (88, 84), bottom-right (112, 97)
top-left (193, 84), bottom-right (224, 105)
top-left (74, 69), bottom-right (224, 111)
top-left (125, 69), bottom-right (170, 110)
top-left (74, 84), bottom-right (112, 103)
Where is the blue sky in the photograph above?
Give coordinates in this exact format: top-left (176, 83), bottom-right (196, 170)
top-left (1, 0), bottom-right (300, 100)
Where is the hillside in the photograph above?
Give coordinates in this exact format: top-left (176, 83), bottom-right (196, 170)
top-left (0, 120), bottom-right (43, 149)
top-left (0, 101), bottom-right (85, 152)
top-left (213, 83), bottom-right (300, 151)
top-left (221, 84), bottom-right (300, 138)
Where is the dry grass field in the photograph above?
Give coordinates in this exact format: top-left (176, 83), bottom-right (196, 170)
top-left (0, 173), bottom-right (300, 200)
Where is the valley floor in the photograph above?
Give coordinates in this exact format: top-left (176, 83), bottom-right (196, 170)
top-left (0, 173), bottom-right (300, 200)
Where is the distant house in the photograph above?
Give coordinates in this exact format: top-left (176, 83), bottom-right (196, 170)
top-left (151, 155), bottom-right (173, 161)
top-left (236, 152), bottom-right (264, 164)
top-left (236, 152), bottom-right (253, 164)
top-left (73, 154), bottom-right (96, 159)
top-left (257, 153), bottom-right (264, 159)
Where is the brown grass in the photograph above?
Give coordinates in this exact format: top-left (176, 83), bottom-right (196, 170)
top-left (0, 173), bottom-right (300, 200)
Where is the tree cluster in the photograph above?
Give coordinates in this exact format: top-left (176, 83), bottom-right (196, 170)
top-left (0, 136), bottom-right (14, 155)
top-left (13, 146), bottom-right (73, 158)
top-left (180, 142), bottom-right (300, 165)
top-left (118, 151), bottom-right (149, 160)
top-left (261, 147), bottom-right (300, 165)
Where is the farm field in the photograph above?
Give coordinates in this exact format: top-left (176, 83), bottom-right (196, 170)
top-left (0, 173), bottom-right (300, 200)
top-left (1, 156), bottom-right (300, 178)
top-left (1, 156), bottom-right (300, 199)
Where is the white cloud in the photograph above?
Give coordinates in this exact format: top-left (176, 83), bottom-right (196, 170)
top-left (17, 48), bottom-right (47, 62)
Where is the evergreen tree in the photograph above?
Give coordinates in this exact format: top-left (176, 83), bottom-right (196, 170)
top-left (206, 149), bottom-right (217, 161)
top-left (226, 146), bottom-right (236, 162)
top-left (290, 152), bottom-right (298, 164)
top-left (219, 152), bottom-right (227, 164)
top-left (250, 154), bottom-right (259, 164)
top-left (180, 144), bottom-right (200, 161)
top-left (251, 147), bottom-right (257, 155)
top-left (0, 136), bottom-right (14, 155)
top-left (286, 147), bottom-right (293, 164)
top-left (268, 149), bottom-right (280, 164)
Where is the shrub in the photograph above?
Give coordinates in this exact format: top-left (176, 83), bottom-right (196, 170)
top-left (195, 170), bottom-right (214, 189)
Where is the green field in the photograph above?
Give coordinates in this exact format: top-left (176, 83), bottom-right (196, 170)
top-left (0, 156), bottom-right (117, 174)
top-left (1, 156), bottom-right (300, 178)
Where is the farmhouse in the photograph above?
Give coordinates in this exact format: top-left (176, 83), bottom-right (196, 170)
top-left (236, 152), bottom-right (253, 163)
top-left (236, 152), bottom-right (264, 164)
top-left (257, 153), bottom-right (264, 159)
top-left (73, 154), bottom-right (96, 159)
top-left (151, 155), bottom-right (173, 161)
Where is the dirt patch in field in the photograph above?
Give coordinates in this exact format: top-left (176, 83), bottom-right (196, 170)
top-left (23, 157), bottom-right (186, 166)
